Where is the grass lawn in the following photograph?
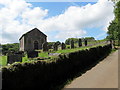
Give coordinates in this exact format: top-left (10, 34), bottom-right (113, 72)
top-left (53, 43), bottom-right (107, 54)
top-left (0, 43), bottom-right (109, 67)
top-left (38, 52), bottom-right (49, 58)
top-left (0, 56), bottom-right (7, 66)
top-left (22, 55), bottom-right (29, 62)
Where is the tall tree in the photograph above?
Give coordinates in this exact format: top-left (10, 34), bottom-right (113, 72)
top-left (115, 1), bottom-right (120, 45)
top-left (65, 38), bottom-right (79, 45)
top-left (107, 0), bottom-right (120, 46)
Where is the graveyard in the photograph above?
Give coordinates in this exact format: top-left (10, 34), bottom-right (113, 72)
top-left (1, 0), bottom-right (120, 89)
top-left (0, 29), bottom-right (118, 89)
top-left (0, 38), bottom-right (109, 67)
top-left (1, 43), bottom-right (114, 89)
top-left (0, 27), bottom-right (119, 90)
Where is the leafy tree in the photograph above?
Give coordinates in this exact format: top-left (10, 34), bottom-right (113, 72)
top-left (65, 38), bottom-right (79, 45)
top-left (2, 43), bottom-right (19, 55)
top-left (107, 1), bottom-right (120, 46)
top-left (84, 37), bottom-right (95, 42)
top-left (48, 42), bottom-right (56, 49)
top-left (56, 41), bottom-right (61, 45)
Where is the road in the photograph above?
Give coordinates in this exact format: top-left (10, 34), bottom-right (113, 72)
top-left (64, 49), bottom-right (119, 88)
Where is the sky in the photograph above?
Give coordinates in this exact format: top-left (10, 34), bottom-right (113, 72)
top-left (0, 0), bottom-right (114, 44)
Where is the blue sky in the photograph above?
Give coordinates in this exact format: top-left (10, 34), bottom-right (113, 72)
top-left (26, 0), bottom-right (98, 2)
top-left (28, 2), bottom-right (108, 41)
top-left (29, 2), bottom-right (107, 40)
top-left (0, 0), bottom-right (114, 44)
top-left (30, 2), bottom-right (96, 18)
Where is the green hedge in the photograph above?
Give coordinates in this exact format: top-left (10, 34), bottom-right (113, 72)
top-left (2, 44), bottom-right (112, 89)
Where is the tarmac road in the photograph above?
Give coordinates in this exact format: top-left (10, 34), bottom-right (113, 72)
top-left (64, 49), bottom-right (119, 88)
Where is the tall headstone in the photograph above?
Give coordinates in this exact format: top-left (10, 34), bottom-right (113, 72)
top-left (7, 54), bottom-right (22, 64)
top-left (27, 51), bottom-right (38, 58)
top-left (15, 51), bottom-right (24, 57)
top-left (61, 42), bottom-right (66, 50)
top-left (53, 43), bottom-right (58, 51)
top-left (78, 38), bottom-right (82, 47)
top-left (71, 40), bottom-right (74, 49)
top-left (42, 42), bottom-right (48, 52)
top-left (84, 39), bottom-right (87, 46)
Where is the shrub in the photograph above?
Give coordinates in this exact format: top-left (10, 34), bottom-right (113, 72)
top-left (2, 44), bottom-right (112, 89)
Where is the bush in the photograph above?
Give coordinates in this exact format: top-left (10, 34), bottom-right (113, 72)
top-left (2, 44), bottom-right (112, 89)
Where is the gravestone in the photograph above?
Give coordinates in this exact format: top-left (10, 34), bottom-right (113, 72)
top-left (42, 42), bottom-right (48, 52)
top-left (48, 44), bottom-right (52, 49)
top-left (71, 40), bottom-right (74, 49)
top-left (27, 51), bottom-right (38, 58)
top-left (78, 38), bottom-right (82, 47)
top-left (53, 43), bottom-right (58, 51)
top-left (15, 51), bottom-right (24, 57)
top-left (7, 54), bottom-right (22, 64)
top-left (84, 39), bottom-right (88, 46)
top-left (61, 42), bottom-right (66, 50)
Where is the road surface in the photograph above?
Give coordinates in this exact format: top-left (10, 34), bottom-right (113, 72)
top-left (64, 49), bottom-right (119, 88)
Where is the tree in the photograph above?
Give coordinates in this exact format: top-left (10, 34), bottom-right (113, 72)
top-left (84, 37), bottom-right (95, 42)
top-left (2, 43), bottom-right (19, 55)
top-left (65, 38), bottom-right (79, 45)
top-left (107, 1), bottom-right (120, 46)
top-left (56, 41), bottom-right (61, 46)
top-left (115, 1), bottom-right (120, 45)
top-left (48, 42), bottom-right (55, 49)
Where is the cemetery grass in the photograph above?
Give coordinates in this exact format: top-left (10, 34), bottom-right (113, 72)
top-left (0, 56), bottom-right (7, 67)
top-left (38, 52), bottom-right (49, 58)
top-left (55, 43), bottom-right (107, 54)
top-left (0, 43), bottom-right (108, 66)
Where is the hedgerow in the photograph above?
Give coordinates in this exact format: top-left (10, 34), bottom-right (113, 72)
top-left (2, 44), bottom-right (112, 89)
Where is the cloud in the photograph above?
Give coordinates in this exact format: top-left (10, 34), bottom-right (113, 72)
top-left (25, 0), bottom-right (98, 2)
top-left (49, 0), bottom-right (114, 30)
top-left (40, 0), bottom-right (114, 41)
top-left (0, 0), bottom-right (48, 44)
top-left (0, 0), bottom-right (114, 44)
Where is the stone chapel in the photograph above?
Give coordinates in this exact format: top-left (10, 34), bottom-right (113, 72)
top-left (19, 28), bottom-right (47, 51)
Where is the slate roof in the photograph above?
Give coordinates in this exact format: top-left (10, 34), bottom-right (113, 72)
top-left (19, 28), bottom-right (47, 40)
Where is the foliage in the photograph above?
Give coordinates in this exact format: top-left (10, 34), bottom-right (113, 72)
top-left (65, 37), bottom-right (95, 45)
top-left (2, 44), bottom-right (112, 89)
top-left (65, 38), bottom-right (79, 45)
top-left (107, 21), bottom-right (118, 40)
top-left (56, 41), bottom-right (61, 45)
top-left (48, 41), bottom-right (61, 49)
top-left (107, 1), bottom-right (120, 45)
top-left (84, 37), bottom-right (95, 42)
top-left (2, 43), bottom-right (19, 55)
top-left (48, 42), bottom-right (55, 49)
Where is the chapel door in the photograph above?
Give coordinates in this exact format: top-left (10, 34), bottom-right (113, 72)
top-left (34, 41), bottom-right (38, 50)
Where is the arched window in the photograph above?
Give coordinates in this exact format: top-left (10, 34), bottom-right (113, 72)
top-left (41, 38), bottom-right (44, 43)
top-left (34, 41), bottom-right (38, 50)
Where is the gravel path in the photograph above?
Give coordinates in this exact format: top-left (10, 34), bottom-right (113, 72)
top-left (64, 49), bottom-right (119, 88)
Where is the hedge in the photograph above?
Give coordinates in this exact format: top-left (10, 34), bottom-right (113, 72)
top-left (2, 44), bottom-right (112, 89)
